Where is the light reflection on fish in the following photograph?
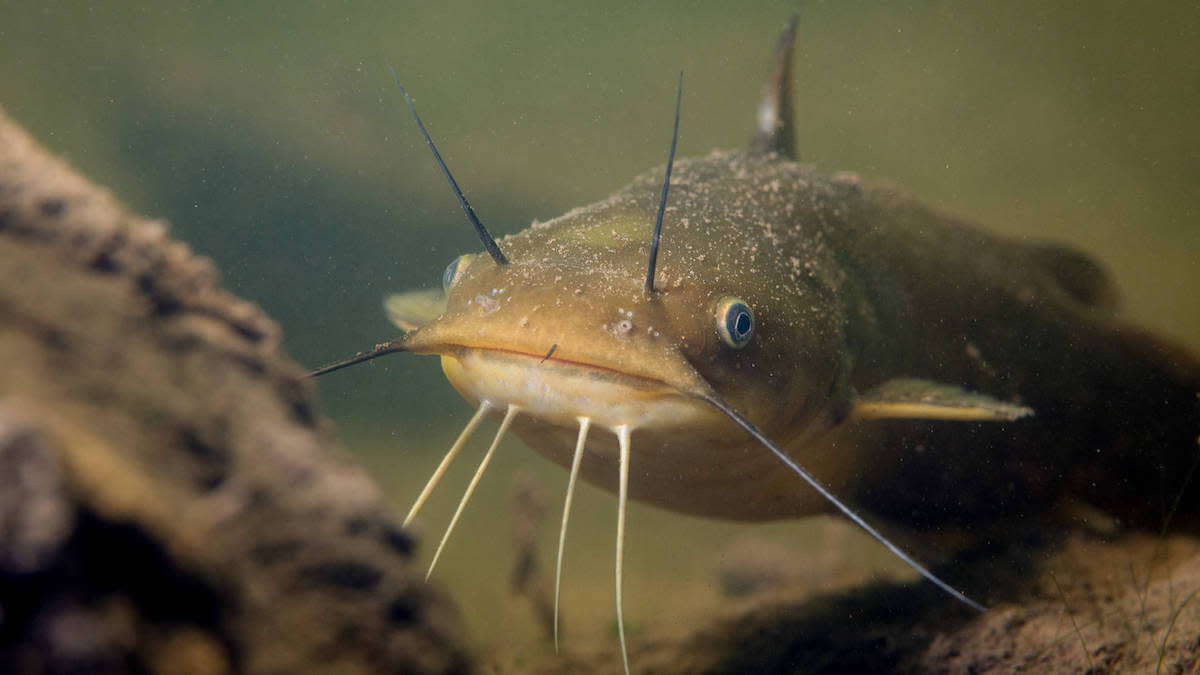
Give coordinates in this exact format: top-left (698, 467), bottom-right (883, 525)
top-left (315, 14), bottom-right (1200, 672)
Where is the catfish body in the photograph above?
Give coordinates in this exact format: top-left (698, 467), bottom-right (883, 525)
top-left (421, 147), bottom-right (1199, 530)
top-left (820, 176), bottom-right (1200, 530)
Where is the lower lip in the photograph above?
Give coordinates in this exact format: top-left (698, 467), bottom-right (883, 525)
top-left (438, 349), bottom-right (710, 432)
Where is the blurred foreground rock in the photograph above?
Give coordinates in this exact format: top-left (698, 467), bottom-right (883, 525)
top-left (0, 108), bottom-right (469, 674)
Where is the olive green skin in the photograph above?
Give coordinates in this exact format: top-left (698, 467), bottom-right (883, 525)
top-left (413, 148), bottom-right (1199, 528)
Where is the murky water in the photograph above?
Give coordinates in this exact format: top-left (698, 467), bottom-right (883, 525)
top-left (3, 0), bottom-right (1198, 663)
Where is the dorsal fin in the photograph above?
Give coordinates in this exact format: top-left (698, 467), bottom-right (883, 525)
top-left (748, 13), bottom-right (800, 159)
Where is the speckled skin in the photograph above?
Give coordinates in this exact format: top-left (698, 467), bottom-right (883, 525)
top-left (402, 147), bottom-right (1200, 528)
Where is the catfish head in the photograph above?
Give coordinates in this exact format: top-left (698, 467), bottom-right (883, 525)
top-left (398, 150), bottom-right (853, 522)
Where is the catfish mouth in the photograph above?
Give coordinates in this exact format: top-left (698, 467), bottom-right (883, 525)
top-left (399, 336), bottom-right (986, 617)
top-left (433, 344), bottom-right (722, 432)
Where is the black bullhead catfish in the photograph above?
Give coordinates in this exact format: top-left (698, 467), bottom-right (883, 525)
top-left (314, 15), bottom-right (1200, 672)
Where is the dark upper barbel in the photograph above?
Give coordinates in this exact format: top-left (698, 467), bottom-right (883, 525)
top-left (386, 11), bottom-right (797, 285)
top-left (646, 14), bottom-right (799, 293)
top-left (386, 61), bottom-right (509, 266)
top-left (644, 72), bottom-right (684, 295)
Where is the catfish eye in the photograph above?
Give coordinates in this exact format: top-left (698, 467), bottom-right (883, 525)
top-left (715, 297), bottom-right (754, 349)
top-left (442, 253), bottom-right (476, 291)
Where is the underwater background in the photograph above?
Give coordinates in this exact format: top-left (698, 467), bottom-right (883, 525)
top-left (2, 0), bottom-right (1198, 661)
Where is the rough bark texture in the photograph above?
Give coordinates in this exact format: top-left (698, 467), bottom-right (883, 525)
top-left (0, 107), bottom-right (469, 675)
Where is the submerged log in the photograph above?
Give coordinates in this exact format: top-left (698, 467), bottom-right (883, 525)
top-left (0, 108), bottom-right (469, 674)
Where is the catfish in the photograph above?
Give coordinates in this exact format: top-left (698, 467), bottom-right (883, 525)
top-left (315, 14), bottom-right (1200, 672)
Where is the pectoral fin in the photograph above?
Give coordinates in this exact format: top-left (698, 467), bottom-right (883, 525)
top-left (851, 378), bottom-right (1033, 422)
top-left (384, 289), bottom-right (446, 331)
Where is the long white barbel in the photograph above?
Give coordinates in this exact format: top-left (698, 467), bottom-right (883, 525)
top-left (426, 404), bottom-right (519, 580)
top-left (614, 425), bottom-right (632, 675)
top-left (554, 416), bottom-right (591, 652)
top-left (404, 401), bottom-right (492, 527)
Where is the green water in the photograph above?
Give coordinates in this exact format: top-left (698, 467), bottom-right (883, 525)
top-left (2, 0), bottom-right (1198, 661)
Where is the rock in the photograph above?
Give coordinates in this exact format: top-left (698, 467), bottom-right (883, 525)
top-left (0, 413), bottom-right (74, 576)
top-left (0, 107), bottom-right (469, 674)
top-left (529, 530), bottom-right (1200, 674)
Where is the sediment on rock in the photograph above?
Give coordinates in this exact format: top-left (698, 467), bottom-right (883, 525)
top-left (0, 107), bottom-right (469, 674)
top-left (522, 531), bottom-right (1200, 674)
